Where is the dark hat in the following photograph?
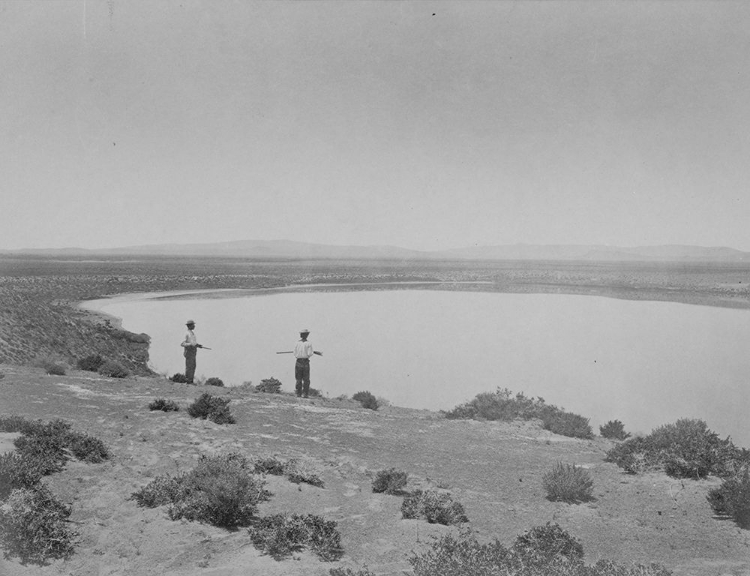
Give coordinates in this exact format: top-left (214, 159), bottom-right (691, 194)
top-left (186, 320), bottom-right (195, 326)
top-left (299, 328), bottom-right (310, 334)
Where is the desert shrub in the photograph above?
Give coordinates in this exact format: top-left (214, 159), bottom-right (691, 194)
top-left (248, 513), bottom-right (343, 561)
top-left (600, 419), bottom-right (631, 440)
top-left (407, 524), bottom-right (672, 576)
top-left (706, 467), bottom-right (750, 529)
top-left (408, 529), bottom-right (510, 576)
top-left (253, 456), bottom-right (286, 476)
top-left (511, 522), bottom-right (584, 569)
top-left (402, 489), bottom-right (468, 525)
top-left (187, 392), bottom-right (236, 424)
top-left (308, 387), bottom-right (323, 398)
top-left (256, 377), bottom-right (282, 393)
top-left (352, 391), bottom-right (379, 411)
top-left (0, 485), bottom-right (76, 564)
top-left (0, 415), bottom-right (32, 433)
top-left (444, 388), bottom-right (548, 421)
top-left (66, 431), bottom-right (110, 463)
top-left (169, 372), bottom-right (188, 383)
top-left (205, 377), bottom-right (224, 387)
top-left (283, 458), bottom-right (325, 487)
top-left (76, 354), bottom-right (105, 372)
top-left (97, 359), bottom-right (130, 378)
top-left (541, 410), bottom-right (593, 439)
top-left (372, 468), bottom-right (408, 495)
top-left (13, 419), bottom-right (73, 475)
top-left (0, 453), bottom-right (44, 498)
top-left (329, 568), bottom-right (376, 576)
top-left (445, 388), bottom-right (592, 439)
top-left (149, 398), bottom-right (180, 412)
top-left (9, 419), bottom-right (110, 474)
top-left (543, 462), bottom-right (594, 503)
top-left (131, 453), bottom-right (270, 528)
top-left (605, 419), bottom-right (748, 479)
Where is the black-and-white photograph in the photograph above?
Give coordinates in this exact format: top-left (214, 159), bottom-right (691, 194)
top-left (1, 2), bottom-right (749, 575)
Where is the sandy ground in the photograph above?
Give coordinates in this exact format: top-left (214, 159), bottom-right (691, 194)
top-left (0, 364), bottom-right (748, 576)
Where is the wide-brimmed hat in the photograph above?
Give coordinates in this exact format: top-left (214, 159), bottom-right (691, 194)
top-left (299, 329), bottom-right (310, 334)
top-left (186, 320), bottom-right (195, 326)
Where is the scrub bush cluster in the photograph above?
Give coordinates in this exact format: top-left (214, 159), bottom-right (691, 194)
top-left (352, 391), bottom-right (379, 411)
top-left (77, 353), bottom-right (105, 372)
top-left (0, 416), bottom-right (110, 563)
top-left (599, 419), bottom-right (630, 440)
top-left (131, 453), bottom-right (270, 528)
top-left (706, 467), bottom-right (750, 529)
top-left (97, 359), bottom-right (130, 378)
top-left (148, 398), bottom-right (180, 412)
top-left (542, 462), bottom-right (595, 503)
top-left (0, 485), bottom-right (76, 564)
top-left (444, 388), bottom-right (593, 439)
top-left (401, 489), bottom-right (468, 525)
top-left (256, 377), bottom-right (282, 393)
top-left (372, 468), bottom-right (408, 495)
top-left (169, 372), bottom-right (188, 383)
top-left (187, 392), bottom-right (236, 424)
top-left (408, 523), bottom-right (672, 576)
top-left (251, 456), bottom-right (325, 487)
top-left (248, 513), bottom-right (343, 561)
top-left (205, 377), bottom-right (224, 387)
top-left (605, 419), bottom-right (749, 478)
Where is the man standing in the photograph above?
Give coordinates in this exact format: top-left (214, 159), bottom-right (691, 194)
top-left (294, 329), bottom-right (320, 398)
top-left (181, 320), bottom-right (202, 384)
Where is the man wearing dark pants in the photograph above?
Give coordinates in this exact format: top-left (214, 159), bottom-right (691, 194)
top-left (294, 329), bottom-right (314, 397)
top-left (181, 320), bottom-right (202, 384)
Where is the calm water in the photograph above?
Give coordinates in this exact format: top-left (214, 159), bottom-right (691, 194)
top-left (84, 288), bottom-right (750, 446)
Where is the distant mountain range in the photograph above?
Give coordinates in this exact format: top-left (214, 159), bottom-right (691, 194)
top-left (4, 240), bottom-right (750, 262)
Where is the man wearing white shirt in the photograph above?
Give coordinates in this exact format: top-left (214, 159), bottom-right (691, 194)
top-left (294, 329), bottom-right (315, 398)
top-left (180, 320), bottom-right (202, 384)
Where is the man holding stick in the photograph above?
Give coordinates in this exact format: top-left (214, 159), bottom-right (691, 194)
top-left (293, 329), bottom-right (321, 398)
top-left (180, 319), bottom-right (203, 384)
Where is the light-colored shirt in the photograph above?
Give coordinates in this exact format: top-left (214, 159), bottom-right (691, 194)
top-left (294, 339), bottom-right (314, 359)
top-left (181, 329), bottom-right (198, 348)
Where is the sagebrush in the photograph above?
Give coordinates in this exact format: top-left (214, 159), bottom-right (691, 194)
top-left (0, 485), bottom-right (76, 564)
top-left (248, 513), bottom-right (343, 561)
top-left (605, 418), bottom-right (749, 478)
top-left (256, 377), bottom-right (282, 393)
top-left (131, 453), bottom-right (270, 528)
top-left (408, 523), bottom-right (672, 576)
top-left (148, 398), bottom-right (180, 412)
top-left (76, 354), bottom-right (105, 372)
top-left (352, 391), bottom-right (379, 410)
top-left (187, 392), bottom-right (236, 424)
top-left (372, 468), bottom-right (408, 495)
top-left (97, 359), bottom-right (130, 378)
top-left (444, 388), bottom-right (593, 439)
top-left (706, 467), bottom-right (750, 529)
top-left (401, 489), bottom-right (468, 525)
top-left (600, 419), bottom-right (631, 440)
top-left (542, 462), bottom-right (594, 503)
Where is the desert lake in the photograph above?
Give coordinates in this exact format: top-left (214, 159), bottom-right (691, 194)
top-left (83, 286), bottom-right (750, 446)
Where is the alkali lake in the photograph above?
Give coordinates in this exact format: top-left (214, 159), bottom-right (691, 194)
top-left (83, 285), bottom-right (750, 447)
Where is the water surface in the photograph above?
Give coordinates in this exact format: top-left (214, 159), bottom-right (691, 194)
top-left (85, 288), bottom-right (750, 446)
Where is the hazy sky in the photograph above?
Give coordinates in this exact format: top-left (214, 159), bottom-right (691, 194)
top-left (2, 1), bottom-right (750, 251)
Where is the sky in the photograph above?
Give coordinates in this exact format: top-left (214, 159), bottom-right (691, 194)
top-left (2, 1), bottom-right (750, 252)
